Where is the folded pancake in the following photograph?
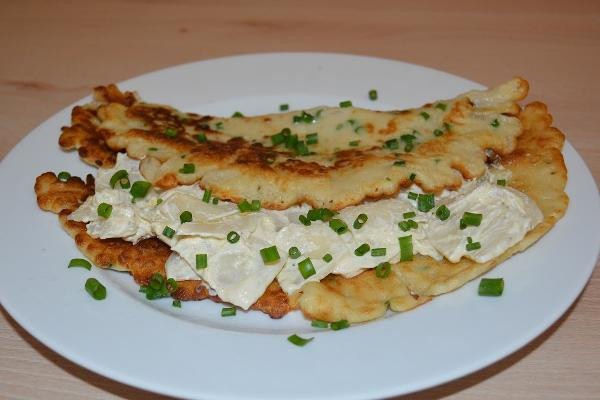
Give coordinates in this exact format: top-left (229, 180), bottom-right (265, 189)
top-left (59, 79), bottom-right (528, 210)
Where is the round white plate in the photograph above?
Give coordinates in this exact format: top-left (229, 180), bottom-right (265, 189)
top-left (0, 53), bottom-right (598, 400)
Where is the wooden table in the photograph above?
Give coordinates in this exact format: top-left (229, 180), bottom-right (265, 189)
top-left (1, 1), bottom-right (599, 398)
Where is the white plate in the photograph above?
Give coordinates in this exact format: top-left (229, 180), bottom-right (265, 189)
top-left (0, 53), bottom-right (598, 400)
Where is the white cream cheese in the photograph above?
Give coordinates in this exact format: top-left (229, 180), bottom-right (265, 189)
top-left (70, 155), bottom-right (543, 309)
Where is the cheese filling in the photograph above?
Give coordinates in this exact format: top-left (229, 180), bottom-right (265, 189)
top-left (69, 154), bottom-right (543, 309)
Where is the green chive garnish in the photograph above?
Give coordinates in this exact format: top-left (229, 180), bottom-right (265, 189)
top-left (353, 213), bottom-right (368, 229)
top-left (172, 300), bottom-right (182, 308)
top-left (260, 246), bottom-right (280, 264)
top-left (212, 197), bottom-right (220, 205)
top-left (311, 320), bottom-right (329, 328)
top-left (110, 170), bottom-right (130, 189)
top-left (384, 138), bottom-right (399, 150)
top-left (97, 203), bottom-right (112, 219)
top-left (202, 189), bottom-right (211, 203)
top-left (271, 130), bottom-right (288, 146)
top-left (404, 142), bottom-right (414, 152)
top-left (232, 111), bottom-right (244, 118)
top-left (330, 319), bottom-right (349, 331)
top-left (298, 258), bottom-right (316, 279)
top-left (329, 219), bottom-right (349, 234)
top-left (399, 235), bottom-right (413, 261)
top-left (435, 103), bottom-right (447, 111)
top-left (180, 211), bottom-right (192, 223)
top-left (295, 140), bottom-right (310, 156)
top-left (322, 253), bottom-right (333, 263)
top-left (478, 278), bottom-right (504, 296)
top-left (196, 253), bottom-right (207, 269)
top-left (85, 278), bottom-right (106, 300)
top-left (179, 163), bottom-right (195, 174)
top-left (349, 140), bottom-right (360, 147)
top-left (375, 262), bottom-right (391, 278)
top-left (164, 127), bottom-right (177, 137)
top-left (221, 307), bottom-right (236, 316)
top-left (196, 133), bottom-right (207, 143)
top-left (433, 129), bottom-right (444, 137)
top-left (57, 171), bottom-right (71, 182)
top-left (339, 100), bottom-right (353, 108)
top-left (129, 181), bottom-right (151, 199)
top-left (354, 243), bottom-right (370, 256)
top-left (461, 212), bottom-right (483, 228)
top-left (394, 160), bottom-right (406, 167)
top-left (156, 198), bottom-right (163, 205)
top-left (371, 247), bottom-right (386, 257)
top-left (491, 119), bottom-right (500, 128)
top-left (162, 226), bottom-right (176, 239)
top-left (299, 215), bottom-right (311, 226)
top-left (420, 111), bottom-right (430, 120)
top-left (435, 205), bottom-right (450, 221)
top-left (466, 241), bottom-right (482, 251)
top-left (403, 211), bottom-right (416, 219)
top-left (407, 192), bottom-right (418, 200)
top-left (497, 179), bottom-right (506, 186)
top-left (227, 231), bottom-right (240, 244)
top-left (409, 173), bottom-right (416, 181)
top-left (250, 199), bottom-right (261, 211)
top-left (417, 193), bottom-right (435, 212)
top-left (148, 147), bottom-right (158, 151)
top-left (287, 334), bottom-right (314, 346)
top-left (215, 122), bottom-right (224, 130)
top-left (68, 258), bottom-right (92, 270)
top-left (279, 104), bottom-right (289, 111)
top-left (288, 246), bottom-right (301, 259)
top-left (306, 133), bottom-right (319, 145)
top-left (237, 199), bottom-right (252, 213)
top-left (368, 89), bottom-right (378, 101)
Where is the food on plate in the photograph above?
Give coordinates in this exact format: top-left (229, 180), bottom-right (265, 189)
top-left (35, 80), bottom-right (568, 323)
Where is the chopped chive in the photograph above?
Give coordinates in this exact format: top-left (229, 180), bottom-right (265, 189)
top-left (433, 129), bottom-right (444, 137)
top-left (306, 132), bottom-right (319, 145)
top-left (156, 198), bottom-right (163, 205)
top-left (179, 211), bottom-right (192, 223)
top-left (330, 319), bottom-right (349, 331)
top-left (398, 220), bottom-right (410, 232)
top-left (368, 89), bottom-right (378, 101)
top-left (466, 241), bottom-right (482, 251)
top-left (232, 111), bottom-right (244, 118)
top-left (172, 300), bottom-right (182, 308)
top-left (384, 138), bottom-right (399, 150)
top-left (221, 307), bottom-right (236, 317)
top-left (288, 246), bottom-right (301, 259)
top-left (162, 226), bottom-right (176, 239)
top-left (329, 219), bottom-right (349, 234)
top-left (250, 199), bottom-right (261, 211)
top-left (371, 247), bottom-right (387, 257)
top-left (57, 171), bottom-right (71, 182)
top-left (408, 219), bottom-right (418, 229)
top-left (467, 236), bottom-right (473, 244)
top-left (478, 278), bottom-right (504, 296)
top-left (375, 262), bottom-right (391, 278)
top-left (287, 334), bottom-right (314, 346)
top-left (407, 192), bottom-right (418, 200)
top-left (148, 147), bottom-right (158, 151)
top-left (417, 193), bottom-right (435, 212)
top-left (110, 170), bottom-right (130, 189)
top-left (164, 127), bottom-right (177, 137)
top-left (68, 258), bottom-right (92, 270)
top-left (443, 122), bottom-right (452, 131)
top-left (311, 320), bottom-right (329, 328)
top-left (96, 202), bottom-right (112, 219)
top-left (353, 213), bottom-right (368, 229)
top-left (196, 253), bottom-right (207, 269)
top-left (237, 199), bottom-right (252, 212)
top-left (491, 119), bottom-right (500, 128)
top-left (212, 197), bottom-right (220, 205)
top-left (226, 231), bottom-right (240, 244)
top-left (404, 142), bottom-right (414, 152)
top-left (279, 103), bottom-right (289, 111)
top-left (339, 100), bottom-right (353, 108)
top-left (403, 211), bottom-right (416, 219)
top-left (85, 278), bottom-right (106, 300)
top-left (435, 103), bottom-right (447, 111)
top-left (129, 181), bottom-right (151, 199)
top-left (354, 243), bottom-right (370, 256)
top-left (497, 179), bottom-right (506, 186)
top-left (260, 246), bottom-right (280, 264)
top-left (298, 257), bottom-right (316, 279)
top-left (299, 215), bottom-right (311, 226)
top-left (409, 173), bottom-right (416, 181)
top-left (394, 160), bottom-right (406, 167)
top-left (202, 190), bottom-right (211, 203)
top-left (322, 253), bottom-right (333, 263)
top-left (179, 163), bottom-right (195, 174)
top-left (215, 121), bottom-right (224, 130)
top-left (271, 132), bottom-right (287, 146)
top-left (196, 133), bottom-right (207, 143)
top-left (399, 235), bottom-right (413, 261)
top-left (285, 133), bottom-right (298, 149)
top-left (461, 212), bottom-right (483, 227)
top-left (435, 205), bottom-right (450, 221)
top-left (420, 111), bottom-right (430, 120)
top-left (400, 134), bottom-right (416, 143)
top-left (349, 140), bottom-right (360, 147)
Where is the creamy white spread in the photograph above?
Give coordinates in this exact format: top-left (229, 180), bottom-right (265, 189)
top-left (70, 153), bottom-right (543, 309)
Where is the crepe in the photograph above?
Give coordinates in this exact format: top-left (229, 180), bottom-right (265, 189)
top-left (36, 90), bottom-right (567, 323)
top-left (58, 79), bottom-right (528, 210)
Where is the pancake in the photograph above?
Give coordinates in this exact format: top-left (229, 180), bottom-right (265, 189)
top-left (59, 79), bottom-right (528, 210)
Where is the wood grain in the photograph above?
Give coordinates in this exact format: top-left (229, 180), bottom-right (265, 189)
top-left (1, 0), bottom-right (599, 399)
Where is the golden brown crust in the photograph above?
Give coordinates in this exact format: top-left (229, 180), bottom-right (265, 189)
top-left (35, 172), bottom-right (94, 213)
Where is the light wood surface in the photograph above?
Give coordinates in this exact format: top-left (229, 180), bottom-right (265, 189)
top-left (1, 1), bottom-right (599, 399)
